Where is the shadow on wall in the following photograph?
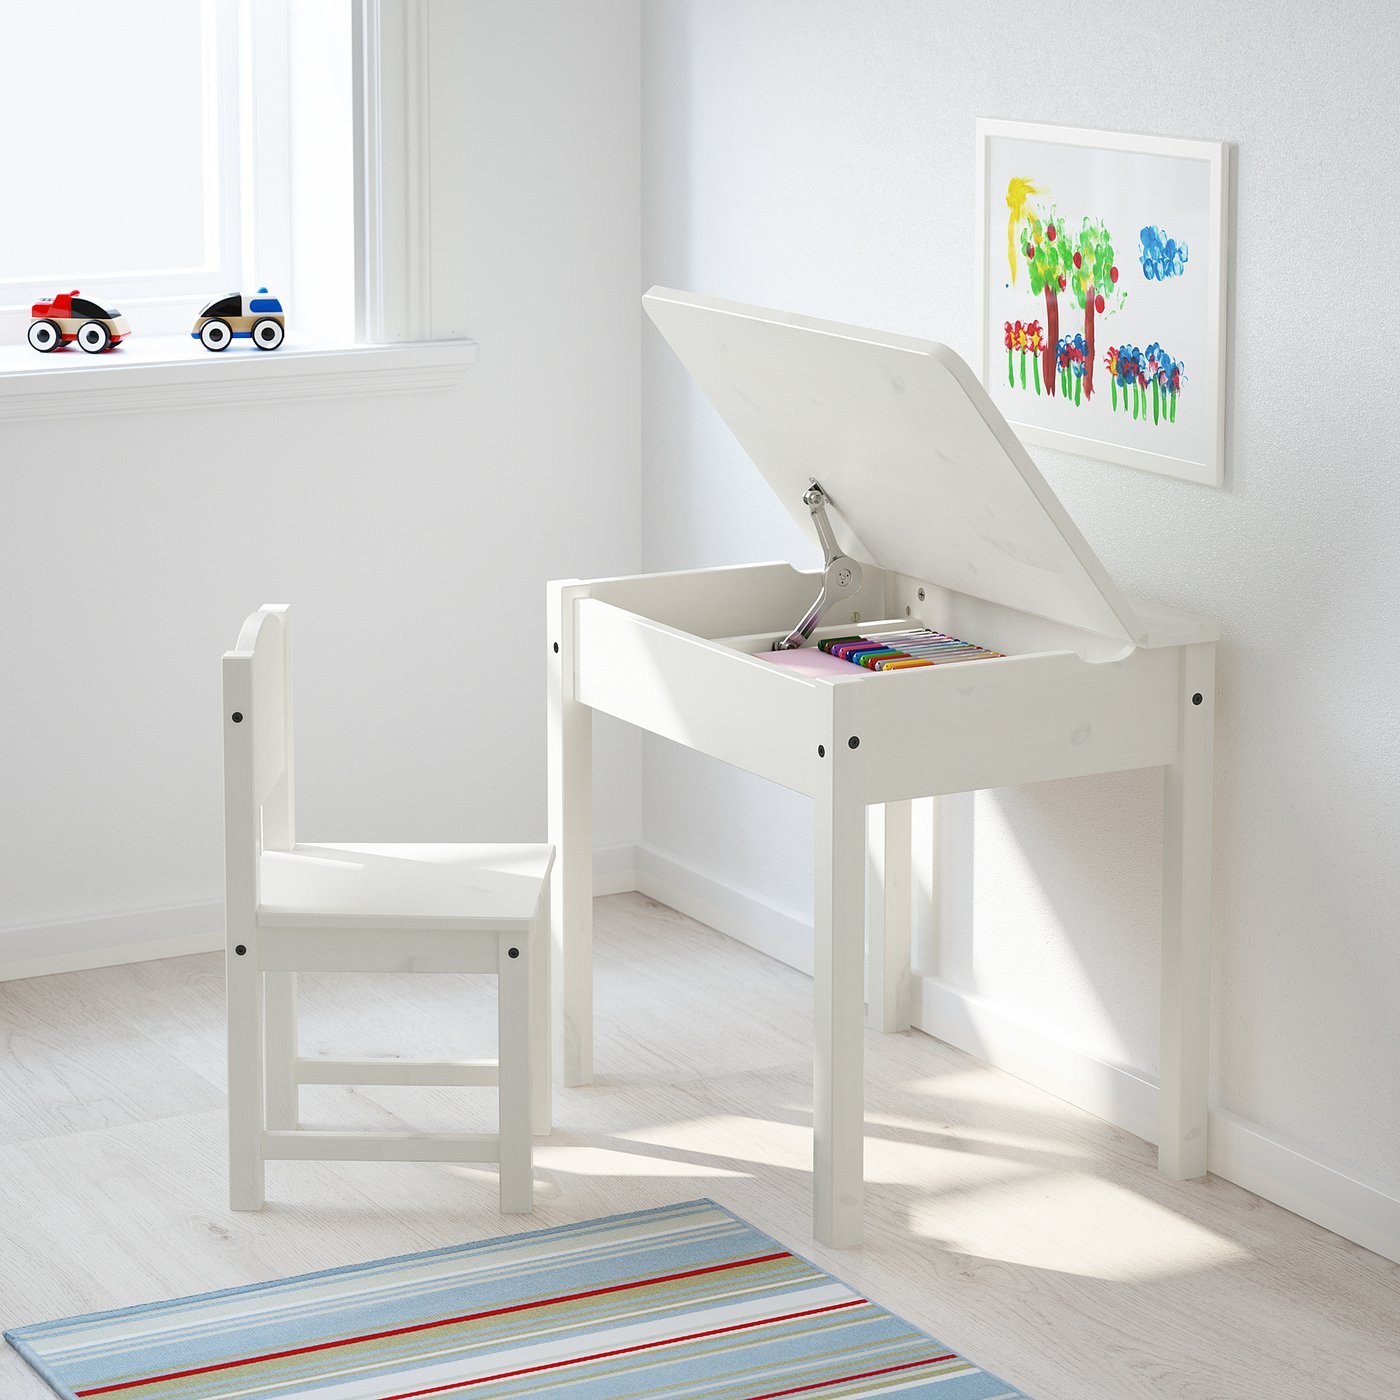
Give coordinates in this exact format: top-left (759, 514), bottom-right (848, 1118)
top-left (952, 770), bottom-right (1164, 1076)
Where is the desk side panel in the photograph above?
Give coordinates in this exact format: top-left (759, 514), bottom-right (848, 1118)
top-left (574, 599), bottom-right (819, 795)
top-left (852, 647), bottom-right (1181, 802)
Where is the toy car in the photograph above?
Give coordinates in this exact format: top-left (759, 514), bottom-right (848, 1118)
top-left (191, 289), bottom-right (285, 351)
top-left (28, 291), bottom-right (130, 354)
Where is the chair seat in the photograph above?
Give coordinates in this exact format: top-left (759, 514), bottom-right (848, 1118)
top-left (258, 842), bottom-right (553, 931)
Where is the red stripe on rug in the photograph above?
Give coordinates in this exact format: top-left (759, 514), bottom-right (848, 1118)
top-left (371, 1298), bottom-right (870, 1400)
top-left (73, 1251), bottom-right (794, 1397)
top-left (742, 1353), bottom-right (961, 1399)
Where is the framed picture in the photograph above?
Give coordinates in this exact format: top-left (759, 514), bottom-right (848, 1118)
top-left (975, 119), bottom-right (1229, 487)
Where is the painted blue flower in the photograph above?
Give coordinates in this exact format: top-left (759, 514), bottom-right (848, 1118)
top-left (1055, 333), bottom-right (1088, 373)
top-left (1114, 343), bottom-right (1145, 386)
top-left (1139, 225), bottom-right (1189, 280)
top-left (1145, 342), bottom-right (1181, 389)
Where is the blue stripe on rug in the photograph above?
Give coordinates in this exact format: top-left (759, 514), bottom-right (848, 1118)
top-left (6, 1199), bottom-right (1030, 1399)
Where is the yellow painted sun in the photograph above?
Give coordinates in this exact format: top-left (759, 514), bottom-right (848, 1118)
top-left (1006, 176), bottom-right (1040, 284)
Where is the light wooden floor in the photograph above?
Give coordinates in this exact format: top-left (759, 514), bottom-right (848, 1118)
top-left (1, 892), bottom-right (1397, 1399)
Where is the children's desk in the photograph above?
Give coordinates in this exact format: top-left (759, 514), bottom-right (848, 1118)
top-left (549, 288), bottom-right (1218, 1247)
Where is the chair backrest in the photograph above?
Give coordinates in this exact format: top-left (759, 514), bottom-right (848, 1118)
top-left (223, 606), bottom-right (296, 930)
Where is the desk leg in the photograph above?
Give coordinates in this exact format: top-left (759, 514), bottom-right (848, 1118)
top-left (813, 725), bottom-right (866, 1247)
top-left (1160, 642), bottom-right (1215, 1179)
top-left (548, 583), bottom-right (593, 1088)
top-left (866, 801), bottom-right (912, 1033)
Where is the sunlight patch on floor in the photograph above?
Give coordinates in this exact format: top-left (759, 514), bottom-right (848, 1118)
top-left (901, 1067), bottom-right (1078, 1105)
top-left (536, 1144), bottom-right (749, 1179)
top-left (610, 1111), bottom-right (1046, 1191)
top-left (862, 1108), bottom-right (1097, 1162)
top-left (864, 1137), bottom-right (1039, 1190)
top-left (914, 1173), bottom-right (1251, 1282)
top-left (615, 1114), bottom-right (811, 1170)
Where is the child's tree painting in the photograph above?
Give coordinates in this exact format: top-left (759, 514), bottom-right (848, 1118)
top-left (1068, 217), bottom-right (1118, 401)
top-left (1009, 198), bottom-right (1164, 417)
top-left (1014, 203), bottom-right (1068, 395)
top-left (979, 122), bottom-right (1227, 486)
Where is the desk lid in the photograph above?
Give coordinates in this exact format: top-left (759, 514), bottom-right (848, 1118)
top-left (644, 287), bottom-right (1144, 645)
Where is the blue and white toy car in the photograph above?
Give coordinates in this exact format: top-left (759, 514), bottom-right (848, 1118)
top-left (191, 289), bottom-right (285, 351)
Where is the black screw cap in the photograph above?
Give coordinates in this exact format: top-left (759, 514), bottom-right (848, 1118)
top-left (508, 947), bottom-right (520, 959)
top-left (848, 736), bottom-right (860, 749)
top-left (234, 944), bottom-right (247, 956)
top-left (1192, 693), bottom-right (1203, 705)
top-left (231, 712), bottom-right (243, 723)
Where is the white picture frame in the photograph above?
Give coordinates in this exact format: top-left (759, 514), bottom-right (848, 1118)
top-left (975, 119), bottom-right (1229, 487)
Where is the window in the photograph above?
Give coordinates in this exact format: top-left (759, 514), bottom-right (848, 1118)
top-left (0, 0), bottom-right (355, 347)
top-left (0, 1), bottom-right (241, 340)
top-left (0, 0), bottom-right (471, 416)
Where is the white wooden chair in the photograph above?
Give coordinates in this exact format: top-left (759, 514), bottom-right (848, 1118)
top-left (222, 604), bottom-right (553, 1214)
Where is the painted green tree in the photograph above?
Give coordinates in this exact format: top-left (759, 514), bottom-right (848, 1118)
top-left (1017, 205), bottom-right (1070, 396)
top-left (1067, 218), bottom-right (1120, 401)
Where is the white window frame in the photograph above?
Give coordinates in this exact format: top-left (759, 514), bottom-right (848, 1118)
top-left (240, 0), bottom-right (293, 312)
top-left (354, 0), bottom-right (432, 344)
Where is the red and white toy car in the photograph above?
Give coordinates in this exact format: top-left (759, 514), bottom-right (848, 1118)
top-left (28, 291), bottom-right (130, 354)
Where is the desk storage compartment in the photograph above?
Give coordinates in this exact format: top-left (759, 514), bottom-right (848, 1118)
top-left (571, 571), bottom-right (1181, 802)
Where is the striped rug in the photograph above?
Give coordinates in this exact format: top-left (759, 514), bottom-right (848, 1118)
top-left (6, 1199), bottom-right (1029, 1399)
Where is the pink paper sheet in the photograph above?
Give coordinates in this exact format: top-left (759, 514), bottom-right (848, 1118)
top-left (752, 646), bottom-right (860, 677)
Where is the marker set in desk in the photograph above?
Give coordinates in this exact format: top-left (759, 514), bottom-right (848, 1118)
top-left (818, 628), bottom-right (1004, 671)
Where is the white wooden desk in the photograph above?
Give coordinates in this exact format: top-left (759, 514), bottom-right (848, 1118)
top-left (548, 289), bottom-right (1218, 1248)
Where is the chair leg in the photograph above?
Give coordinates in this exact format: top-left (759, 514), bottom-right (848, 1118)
top-left (265, 972), bottom-right (299, 1131)
top-left (531, 889), bottom-right (551, 1137)
top-left (227, 943), bottom-right (266, 1211)
top-left (498, 934), bottom-right (534, 1213)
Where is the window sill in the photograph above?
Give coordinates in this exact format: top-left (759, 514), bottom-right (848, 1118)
top-left (0, 334), bottom-right (478, 422)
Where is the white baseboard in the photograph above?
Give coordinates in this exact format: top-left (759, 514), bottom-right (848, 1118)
top-left (1205, 1108), bottom-right (1400, 1264)
top-left (0, 846), bottom-right (642, 984)
top-left (634, 843), bottom-right (814, 976)
top-left (0, 902), bottom-right (225, 982)
top-left (633, 840), bottom-right (1400, 1266)
top-left (593, 843), bottom-right (640, 896)
top-left (914, 973), bottom-right (1162, 1147)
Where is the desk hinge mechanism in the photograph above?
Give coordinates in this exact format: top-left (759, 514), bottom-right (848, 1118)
top-left (773, 479), bottom-right (863, 650)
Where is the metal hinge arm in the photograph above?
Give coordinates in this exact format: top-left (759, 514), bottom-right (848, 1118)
top-left (773, 480), bottom-right (863, 650)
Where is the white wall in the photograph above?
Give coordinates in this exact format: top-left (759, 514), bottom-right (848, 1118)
top-left (640, 0), bottom-right (1400, 1221)
top-left (0, 0), bottom-right (643, 968)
